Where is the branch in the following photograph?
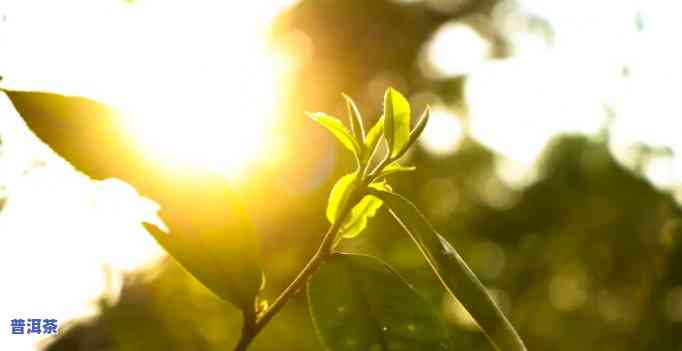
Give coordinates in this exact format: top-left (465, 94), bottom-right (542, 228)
top-left (232, 192), bottom-right (358, 351)
top-left (233, 310), bottom-right (256, 351)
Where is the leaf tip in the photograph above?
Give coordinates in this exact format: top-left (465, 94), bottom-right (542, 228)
top-left (306, 111), bottom-right (326, 122)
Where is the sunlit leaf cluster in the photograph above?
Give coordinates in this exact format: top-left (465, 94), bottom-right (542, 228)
top-left (4, 85), bottom-right (526, 351)
top-left (310, 88), bottom-right (429, 244)
top-left (308, 88), bottom-right (526, 351)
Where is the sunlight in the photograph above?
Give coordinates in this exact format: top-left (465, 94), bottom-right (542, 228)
top-left (418, 106), bottom-right (463, 156)
top-left (467, 53), bottom-right (606, 166)
top-left (111, 1), bottom-right (292, 177)
top-left (0, 94), bottom-right (166, 351)
top-left (1, 0), bottom-right (296, 178)
top-left (0, 1), bottom-right (297, 349)
top-left (117, 51), bottom-right (282, 178)
top-left (419, 0), bottom-right (682, 196)
top-left (422, 21), bottom-right (491, 78)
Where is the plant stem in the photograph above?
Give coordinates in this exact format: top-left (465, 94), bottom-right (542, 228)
top-left (232, 196), bottom-right (357, 351)
top-left (365, 155), bottom-right (394, 184)
top-left (232, 154), bottom-right (389, 351)
top-left (233, 310), bottom-right (255, 351)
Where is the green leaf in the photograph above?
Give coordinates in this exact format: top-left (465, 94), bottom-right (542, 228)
top-left (5, 90), bottom-right (265, 314)
top-left (383, 88), bottom-right (411, 158)
top-left (343, 94), bottom-right (365, 145)
top-left (364, 115), bottom-right (385, 162)
top-left (327, 173), bottom-right (358, 223)
top-left (308, 253), bottom-right (452, 351)
top-left (308, 112), bottom-right (361, 156)
top-left (142, 183), bottom-right (264, 312)
top-left (368, 189), bottom-right (528, 351)
top-left (409, 106), bottom-right (430, 144)
top-left (338, 182), bottom-right (389, 239)
top-left (376, 162), bottom-right (416, 178)
top-left (394, 105), bottom-right (430, 159)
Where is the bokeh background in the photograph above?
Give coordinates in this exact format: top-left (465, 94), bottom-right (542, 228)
top-left (1, 0), bottom-right (682, 350)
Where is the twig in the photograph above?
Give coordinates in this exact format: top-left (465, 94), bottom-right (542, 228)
top-left (232, 193), bottom-right (358, 351)
top-left (233, 310), bottom-right (255, 351)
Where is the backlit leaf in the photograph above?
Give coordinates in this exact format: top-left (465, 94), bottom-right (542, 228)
top-left (141, 175), bottom-right (264, 311)
top-left (338, 182), bottom-right (389, 239)
top-left (409, 106), bottom-right (430, 145)
top-left (369, 189), bottom-right (528, 351)
top-left (390, 105), bottom-right (430, 159)
top-left (308, 253), bottom-right (451, 351)
top-left (308, 112), bottom-right (361, 156)
top-left (327, 173), bottom-right (358, 224)
top-left (383, 88), bottom-right (411, 157)
top-left (343, 94), bottom-right (365, 145)
top-left (5, 90), bottom-right (265, 314)
top-left (376, 162), bottom-right (416, 178)
top-left (143, 222), bottom-right (261, 308)
top-left (364, 115), bottom-right (385, 162)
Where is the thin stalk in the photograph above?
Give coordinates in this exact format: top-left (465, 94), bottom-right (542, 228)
top-left (365, 155), bottom-right (395, 185)
top-left (233, 310), bottom-right (256, 351)
top-left (360, 137), bottom-right (384, 178)
top-left (367, 154), bottom-right (392, 180)
top-left (232, 194), bottom-right (358, 351)
top-left (233, 145), bottom-right (395, 350)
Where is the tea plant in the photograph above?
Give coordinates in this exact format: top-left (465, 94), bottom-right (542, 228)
top-left (222, 88), bottom-right (527, 351)
top-left (4, 86), bottom-right (526, 351)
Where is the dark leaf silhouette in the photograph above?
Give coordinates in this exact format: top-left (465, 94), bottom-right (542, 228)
top-left (370, 189), bottom-right (527, 351)
top-left (3, 89), bottom-right (263, 311)
top-left (308, 253), bottom-right (451, 351)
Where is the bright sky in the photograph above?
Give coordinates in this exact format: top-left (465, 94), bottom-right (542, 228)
top-left (0, 0), bottom-right (295, 349)
top-left (0, 0), bottom-right (299, 176)
top-left (421, 0), bottom-right (682, 201)
top-left (1, 0), bottom-right (682, 349)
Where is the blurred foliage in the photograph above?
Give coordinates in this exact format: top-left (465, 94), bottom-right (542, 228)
top-left (43, 0), bottom-right (682, 350)
top-left (46, 134), bottom-right (682, 351)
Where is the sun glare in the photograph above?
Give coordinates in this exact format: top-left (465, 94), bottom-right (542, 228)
top-left (117, 46), bottom-right (283, 178)
top-left (110, 1), bottom-right (294, 177)
top-left (2, 0), bottom-right (296, 179)
top-left (0, 1), bottom-right (296, 349)
top-left (108, 1), bottom-right (294, 178)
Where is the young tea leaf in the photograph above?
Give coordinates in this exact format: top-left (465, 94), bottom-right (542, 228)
top-left (308, 253), bottom-right (451, 351)
top-left (308, 112), bottom-right (361, 156)
top-left (383, 88), bottom-right (411, 158)
top-left (343, 94), bottom-right (365, 145)
top-left (327, 173), bottom-right (358, 224)
top-left (364, 115), bottom-right (385, 162)
top-left (405, 106), bottom-right (430, 152)
top-left (338, 182), bottom-right (389, 239)
top-left (376, 162), bottom-right (416, 179)
top-left (387, 106), bottom-right (430, 160)
top-left (368, 189), bottom-right (528, 351)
